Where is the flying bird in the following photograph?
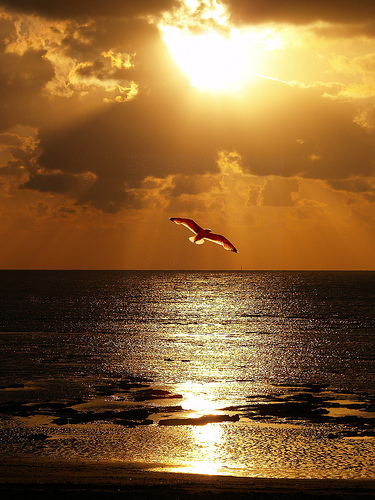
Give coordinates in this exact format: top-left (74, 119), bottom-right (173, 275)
top-left (169, 218), bottom-right (238, 253)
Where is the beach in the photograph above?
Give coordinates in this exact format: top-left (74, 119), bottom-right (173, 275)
top-left (1, 271), bottom-right (374, 497)
top-left (1, 459), bottom-right (375, 499)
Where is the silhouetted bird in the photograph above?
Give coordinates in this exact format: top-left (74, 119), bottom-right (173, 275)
top-left (169, 217), bottom-right (238, 253)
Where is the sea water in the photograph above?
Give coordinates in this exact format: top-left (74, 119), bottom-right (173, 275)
top-left (0, 271), bottom-right (374, 478)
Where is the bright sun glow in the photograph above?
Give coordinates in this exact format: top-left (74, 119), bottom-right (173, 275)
top-left (161, 27), bottom-right (257, 91)
top-left (160, 24), bottom-right (286, 92)
top-left (162, 28), bottom-right (248, 91)
top-left (159, 0), bottom-right (287, 92)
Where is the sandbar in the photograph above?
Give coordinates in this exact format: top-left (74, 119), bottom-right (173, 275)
top-left (1, 459), bottom-right (374, 499)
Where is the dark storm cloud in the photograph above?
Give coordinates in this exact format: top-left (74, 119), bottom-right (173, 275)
top-left (8, 145), bottom-right (35, 166)
top-left (32, 78), bottom-right (375, 213)
top-left (170, 174), bottom-right (219, 196)
top-left (74, 60), bottom-right (109, 80)
top-left (77, 177), bottom-right (142, 213)
top-left (0, 135), bottom-right (40, 178)
top-left (328, 178), bottom-right (374, 193)
top-left (0, 49), bottom-right (54, 132)
top-left (0, 133), bottom-right (23, 147)
top-left (19, 172), bottom-right (89, 195)
top-left (222, 0), bottom-right (375, 25)
top-left (60, 17), bottom-right (159, 59)
top-left (0, 162), bottom-right (26, 178)
top-left (237, 80), bottom-right (375, 181)
top-left (58, 17), bottom-right (184, 90)
top-left (37, 84), bottom-right (218, 186)
top-left (3, 2), bottom-right (374, 214)
top-left (57, 206), bottom-right (76, 216)
top-left (0, 15), bottom-right (16, 50)
top-left (261, 177), bottom-right (299, 206)
top-left (0, 0), bottom-right (179, 20)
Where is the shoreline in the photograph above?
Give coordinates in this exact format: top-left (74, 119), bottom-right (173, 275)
top-left (1, 460), bottom-right (375, 499)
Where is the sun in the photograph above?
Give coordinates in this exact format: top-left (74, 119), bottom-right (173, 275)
top-left (159, 0), bottom-right (286, 92)
top-left (161, 27), bottom-right (253, 92)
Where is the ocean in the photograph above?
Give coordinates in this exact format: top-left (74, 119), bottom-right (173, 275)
top-left (0, 270), bottom-right (374, 478)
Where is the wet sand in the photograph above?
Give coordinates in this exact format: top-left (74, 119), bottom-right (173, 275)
top-left (1, 378), bottom-right (375, 493)
top-left (1, 459), bottom-right (375, 499)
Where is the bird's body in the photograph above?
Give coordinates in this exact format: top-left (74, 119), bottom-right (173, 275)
top-left (169, 217), bottom-right (238, 253)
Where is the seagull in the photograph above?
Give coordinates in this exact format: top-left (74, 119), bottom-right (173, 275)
top-left (169, 217), bottom-right (238, 253)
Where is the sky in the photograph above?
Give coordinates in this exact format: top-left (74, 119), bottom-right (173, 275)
top-left (0, 0), bottom-right (375, 270)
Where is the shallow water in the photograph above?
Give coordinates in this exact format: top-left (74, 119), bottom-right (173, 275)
top-left (0, 271), bottom-right (374, 478)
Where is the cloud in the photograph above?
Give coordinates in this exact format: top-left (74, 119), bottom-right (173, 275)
top-left (0, 49), bottom-right (54, 131)
top-left (0, 7), bottom-right (198, 213)
top-left (0, 14), bottom-right (16, 49)
top-left (0, 130), bottom-right (40, 181)
top-left (261, 177), bottom-right (300, 206)
top-left (328, 177), bottom-right (374, 194)
top-left (37, 83), bottom-right (218, 183)
top-left (0, 2), bottom-right (374, 272)
top-left (56, 206), bottom-right (76, 216)
top-left (0, 133), bottom-right (24, 147)
top-left (77, 177), bottom-right (143, 213)
top-left (23, 77), bottom-right (371, 212)
top-left (222, 0), bottom-right (375, 25)
top-left (238, 80), bottom-right (375, 180)
top-left (0, 1), bottom-right (179, 20)
top-left (3, 13), bottom-right (184, 102)
top-left (19, 171), bottom-right (96, 197)
top-left (312, 22), bottom-right (375, 40)
top-left (170, 173), bottom-right (219, 197)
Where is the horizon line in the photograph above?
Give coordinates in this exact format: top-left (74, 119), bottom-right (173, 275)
top-left (0, 269), bottom-right (374, 272)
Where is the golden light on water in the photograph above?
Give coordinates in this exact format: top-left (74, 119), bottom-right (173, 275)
top-left (180, 386), bottom-right (219, 415)
top-left (184, 424), bottom-right (224, 475)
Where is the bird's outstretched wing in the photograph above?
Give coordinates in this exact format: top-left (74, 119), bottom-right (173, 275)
top-left (169, 218), bottom-right (202, 234)
top-left (204, 232), bottom-right (238, 253)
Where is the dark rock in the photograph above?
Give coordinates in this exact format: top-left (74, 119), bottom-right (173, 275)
top-left (159, 414), bottom-right (240, 426)
top-left (52, 408), bottom-right (151, 425)
top-left (151, 405), bottom-right (183, 414)
top-left (7, 383), bottom-right (25, 389)
top-left (37, 402), bottom-right (67, 410)
top-left (244, 401), bottom-right (329, 422)
top-left (118, 409), bottom-right (150, 420)
top-left (27, 433), bottom-right (48, 441)
top-left (0, 401), bottom-right (31, 417)
top-left (52, 417), bottom-right (68, 425)
top-left (94, 385), bottom-right (116, 396)
top-left (118, 381), bottom-right (149, 391)
top-left (327, 433), bottom-right (339, 439)
top-left (133, 389), bottom-right (182, 401)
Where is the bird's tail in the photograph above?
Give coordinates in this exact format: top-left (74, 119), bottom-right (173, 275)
top-left (189, 236), bottom-right (204, 245)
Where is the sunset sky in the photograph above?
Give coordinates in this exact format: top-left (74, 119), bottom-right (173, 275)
top-left (1, 0), bottom-right (375, 270)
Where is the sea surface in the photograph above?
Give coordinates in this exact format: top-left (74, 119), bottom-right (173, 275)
top-left (0, 270), bottom-right (374, 479)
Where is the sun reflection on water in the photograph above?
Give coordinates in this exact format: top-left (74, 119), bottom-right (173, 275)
top-left (181, 388), bottom-right (219, 415)
top-left (184, 424), bottom-right (224, 475)
top-left (163, 382), bottom-right (229, 475)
